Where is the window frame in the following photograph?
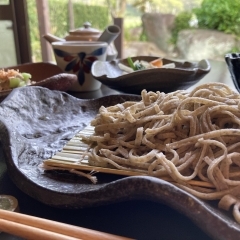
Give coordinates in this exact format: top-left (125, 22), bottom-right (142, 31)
top-left (0, 0), bottom-right (31, 64)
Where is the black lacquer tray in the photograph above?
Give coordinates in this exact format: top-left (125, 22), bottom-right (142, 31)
top-left (0, 86), bottom-right (240, 240)
top-left (225, 53), bottom-right (240, 92)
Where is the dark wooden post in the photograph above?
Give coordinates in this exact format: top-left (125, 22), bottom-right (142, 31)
top-left (113, 17), bottom-right (123, 59)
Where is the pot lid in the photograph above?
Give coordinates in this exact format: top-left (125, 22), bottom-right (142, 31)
top-left (69, 22), bottom-right (101, 37)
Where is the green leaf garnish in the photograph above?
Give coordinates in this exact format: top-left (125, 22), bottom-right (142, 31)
top-left (127, 57), bottom-right (136, 70)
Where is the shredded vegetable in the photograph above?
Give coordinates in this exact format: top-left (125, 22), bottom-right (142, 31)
top-left (0, 69), bottom-right (32, 91)
top-left (119, 57), bottom-right (175, 74)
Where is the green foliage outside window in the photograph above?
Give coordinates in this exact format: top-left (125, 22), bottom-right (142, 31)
top-left (193, 0), bottom-right (240, 36)
top-left (27, 0), bottom-right (41, 61)
top-left (171, 0), bottom-right (240, 47)
top-left (27, 0), bottom-right (110, 62)
top-left (48, 0), bottom-right (69, 38)
top-left (73, 3), bottom-right (110, 31)
top-left (48, 0), bottom-right (110, 36)
top-left (170, 11), bottom-right (193, 45)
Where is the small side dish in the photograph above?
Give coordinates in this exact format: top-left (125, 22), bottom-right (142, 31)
top-left (118, 57), bottom-right (175, 74)
top-left (91, 56), bottom-right (211, 94)
top-left (0, 69), bottom-right (33, 91)
top-left (0, 62), bottom-right (78, 102)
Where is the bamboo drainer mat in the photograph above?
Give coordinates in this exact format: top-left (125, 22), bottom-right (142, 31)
top-left (43, 125), bottom-right (214, 188)
top-left (43, 125), bottom-right (147, 177)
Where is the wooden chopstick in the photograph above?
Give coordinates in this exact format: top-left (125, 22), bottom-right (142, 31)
top-left (0, 209), bottom-right (133, 240)
top-left (0, 218), bottom-right (79, 240)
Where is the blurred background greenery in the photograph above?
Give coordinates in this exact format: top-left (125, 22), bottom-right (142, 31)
top-left (26, 0), bottom-right (240, 62)
top-left (27, 0), bottom-right (202, 61)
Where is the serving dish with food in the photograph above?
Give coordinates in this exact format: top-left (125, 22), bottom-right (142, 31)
top-left (1, 85), bottom-right (240, 240)
top-left (91, 56), bottom-right (211, 94)
top-left (0, 62), bottom-right (77, 101)
top-left (0, 69), bottom-right (32, 90)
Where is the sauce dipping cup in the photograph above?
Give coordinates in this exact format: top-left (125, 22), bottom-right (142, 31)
top-left (52, 41), bottom-right (108, 92)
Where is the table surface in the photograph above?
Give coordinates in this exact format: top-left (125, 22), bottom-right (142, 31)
top-left (0, 60), bottom-right (234, 240)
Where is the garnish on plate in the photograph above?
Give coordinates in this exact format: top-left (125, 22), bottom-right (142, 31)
top-left (118, 57), bottom-right (176, 74)
top-left (0, 69), bottom-right (32, 91)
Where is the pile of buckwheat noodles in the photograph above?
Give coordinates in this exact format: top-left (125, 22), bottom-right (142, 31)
top-left (82, 82), bottom-right (240, 222)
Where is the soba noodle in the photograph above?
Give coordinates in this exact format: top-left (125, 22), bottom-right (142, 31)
top-left (82, 82), bottom-right (240, 223)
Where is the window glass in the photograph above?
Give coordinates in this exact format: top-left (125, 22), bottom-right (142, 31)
top-left (0, 20), bottom-right (17, 67)
top-left (0, 0), bottom-right (9, 4)
top-left (27, 0), bottom-right (240, 62)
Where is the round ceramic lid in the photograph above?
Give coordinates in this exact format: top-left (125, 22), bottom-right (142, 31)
top-left (69, 22), bottom-right (101, 37)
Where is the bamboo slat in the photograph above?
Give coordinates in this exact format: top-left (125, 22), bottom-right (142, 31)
top-left (42, 125), bottom-right (214, 189)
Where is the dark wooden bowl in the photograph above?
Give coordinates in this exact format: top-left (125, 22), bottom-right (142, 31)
top-left (91, 56), bottom-right (211, 94)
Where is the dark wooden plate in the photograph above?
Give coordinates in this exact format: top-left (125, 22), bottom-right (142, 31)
top-left (0, 86), bottom-right (239, 240)
top-left (91, 56), bottom-right (211, 94)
